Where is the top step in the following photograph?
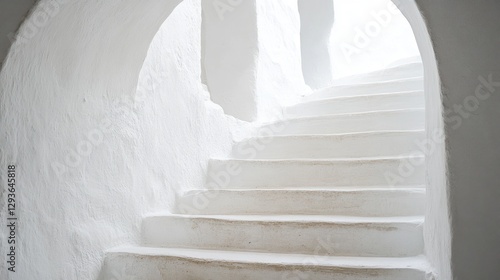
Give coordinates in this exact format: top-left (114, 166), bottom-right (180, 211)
top-left (332, 62), bottom-right (424, 86)
top-left (304, 77), bottom-right (424, 101)
top-left (102, 247), bottom-right (432, 280)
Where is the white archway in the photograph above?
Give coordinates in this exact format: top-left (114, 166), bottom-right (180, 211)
top-left (0, 0), bottom-right (451, 279)
top-left (394, 1), bottom-right (451, 279)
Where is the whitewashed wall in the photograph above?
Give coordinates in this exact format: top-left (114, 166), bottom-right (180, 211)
top-left (0, 1), bottom-right (251, 279)
top-left (201, 0), bottom-right (309, 122)
top-left (414, 1), bottom-right (500, 279)
top-left (298, 0), bottom-right (335, 89)
top-left (394, 1), bottom-right (451, 279)
top-left (255, 0), bottom-right (311, 121)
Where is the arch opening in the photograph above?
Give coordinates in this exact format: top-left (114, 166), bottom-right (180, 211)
top-left (0, 0), bottom-right (451, 279)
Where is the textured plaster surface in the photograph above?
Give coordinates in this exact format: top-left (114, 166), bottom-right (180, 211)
top-left (4, 0), bottom-right (498, 279)
top-left (255, 0), bottom-right (311, 121)
top-left (414, 0), bottom-right (500, 279)
top-left (394, 1), bottom-right (451, 279)
top-left (201, 0), bottom-right (259, 121)
top-left (0, 0), bottom-right (251, 279)
top-left (298, 0), bottom-right (335, 89)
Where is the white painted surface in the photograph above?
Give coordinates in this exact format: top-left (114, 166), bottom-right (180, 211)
top-left (21, 38), bottom-right (428, 279)
top-left (330, 0), bottom-right (421, 79)
top-left (0, 0), bottom-right (462, 279)
top-left (201, 0), bottom-right (259, 121)
top-left (254, 0), bottom-right (311, 121)
top-left (208, 157), bottom-right (425, 188)
top-left (298, 0), bottom-right (335, 89)
top-left (263, 109), bottom-right (425, 135)
top-left (332, 62), bottom-right (424, 86)
top-left (306, 77), bottom-right (424, 100)
top-left (0, 1), bottom-right (251, 279)
top-left (286, 90), bottom-right (424, 118)
top-left (104, 52), bottom-right (428, 277)
top-left (201, 0), bottom-right (309, 122)
top-left (395, 1), bottom-right (452, 279)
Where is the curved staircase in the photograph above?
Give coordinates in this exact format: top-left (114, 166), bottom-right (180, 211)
top-left (100, 62), bottom-right (434, 280)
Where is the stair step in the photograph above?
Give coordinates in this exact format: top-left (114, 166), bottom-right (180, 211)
top-left (285, 91), bottom-right (424, 118)
top-left (304, 77), bottom-right (424, 101)
top-left (207, 157), bottom-right (424, 189)
top-left (102, 247), bottom-right (431, 280)
top-left (332, 62), bottom-right (423, 86)
top-left (263, 109), bottom-right (424, 136)
top-left (175, 188), bottom-right (425, 216)
top-left (142, 215), bottom-right (424, 257)
top-left (233, 130), bottom-right (425, 159)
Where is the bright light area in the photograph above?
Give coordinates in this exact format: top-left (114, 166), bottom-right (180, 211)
top-left (330, 0), bottom-right (421, 79)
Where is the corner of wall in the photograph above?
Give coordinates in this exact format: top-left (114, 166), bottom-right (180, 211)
top-left (394, 1), bottom-right (452, 279)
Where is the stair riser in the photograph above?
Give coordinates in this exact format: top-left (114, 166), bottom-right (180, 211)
top-left (176, 190), bottom-right (425, 216)
top-left (263, 110), bottom-right (425, 136)
top-left (101, 253), bottom-right (428, 280)
top-left (286, 92), bottom-right (424, 118)
top-left (306, 78), bottom-right (423, 100)
top-left (207, 158), bottom-right (425, 188)
top-left (232, 131), bottom-right (425, 159)
top-left (142, 216), bottom-right (424, 257)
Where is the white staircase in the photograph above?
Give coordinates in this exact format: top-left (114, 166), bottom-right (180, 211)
top-left (100, 62), bottom-right (433, 279)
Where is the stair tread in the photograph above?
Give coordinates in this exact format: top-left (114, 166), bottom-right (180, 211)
top-left (295, 90), bottom-right (424, 105)
top-left (249, 129), bottom-right (425, 140)
top-left (185, 187), bottom-right (426, 193)
top-left (189, 185), bottom-right (426, 191)
top-left (270, 108), bottom-right (425, 124)
top-left (333, 62), bottom-right (424, 84)
top-left (305, 77), bottom-right (424, 101)
top-left (109, 246), bottom-right (430, 270)
top-left (146, 213), bottom-right (425, 224)
top-left (328, 76), bottom-right (424, 89)
top-left (213, 155), bottom-right (425, 163)
top-left (333, 62), bottom-right (423, 83)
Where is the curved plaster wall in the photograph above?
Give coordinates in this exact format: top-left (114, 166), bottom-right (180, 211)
top-left (0, 0), bottom-right (252, 279)
top-left (3, 0), bottom-right (500, 279)
top-left (201, 0), bottom-right (309, 122)
top-left (254, 0), bottom-right (311, 120)
top-left (394, 1), bottom-right (451, 279)
top-left (413, 0), bottom-right (500, 279)
top-left (298, 0), bottom-right (335, 89)
top-left (201, 0), bottom-right (259, 121)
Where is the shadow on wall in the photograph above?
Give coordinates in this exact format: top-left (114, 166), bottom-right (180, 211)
top-left (200, 0), bottom-right (310, 122)
top-left (0, 0), bottom-right (37, 67)
top-left (298, 0), bottom-right (335, 89)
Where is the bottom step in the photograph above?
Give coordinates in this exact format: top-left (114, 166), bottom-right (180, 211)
top-left (100, 247), bottom-right (433, 280)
